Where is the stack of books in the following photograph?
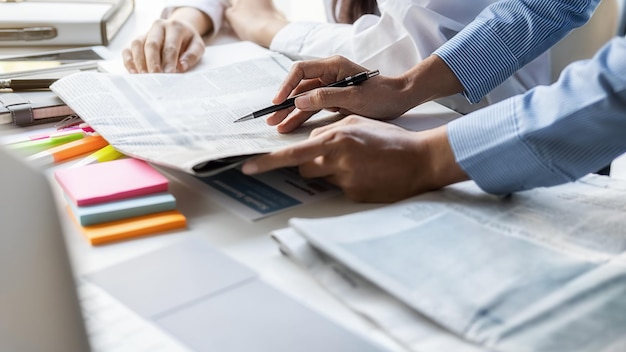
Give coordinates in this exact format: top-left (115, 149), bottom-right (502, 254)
top-left (54, 158), bottom-right (186, 245)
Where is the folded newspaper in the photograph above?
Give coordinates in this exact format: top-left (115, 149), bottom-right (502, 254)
top-left (272, 175), bottom-right (626, 352)
top-left (49, 54), bottom-right (338, 176)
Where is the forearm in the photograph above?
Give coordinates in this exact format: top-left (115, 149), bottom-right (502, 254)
top-left (254, 18), bottom-right (289, 48)
top-left (224, 1), bottom-right (288, 48)
top-left (419, 125), bottom-right (470, 192)
top-left (166, 7), bottom-right (214, 36)
top-left (396, 55), bottom-right (465, 109)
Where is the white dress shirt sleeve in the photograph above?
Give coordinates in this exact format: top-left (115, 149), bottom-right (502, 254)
top-left (271, 0), bottom-right (481, 77)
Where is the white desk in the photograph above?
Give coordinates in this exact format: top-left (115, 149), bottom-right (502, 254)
top-left (9, 1), bottom-right (625, 351)
top-left (0, 2), bottom-right (459, 351)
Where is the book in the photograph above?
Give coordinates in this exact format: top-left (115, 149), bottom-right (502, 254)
top-left (67, 192), bottom-right (177, 226)
top-left (0, 47), bottom-right (110, 80)
top-left (69, 208), bottom-right (187, 245)
top-left (54, 158), bottom-right (169, 206)
top-left (50, 54), bottom-right (340, 177)
top-left (0, 0), bottom-right (134, 46)
top-left (0, 91), bottom-right (74, 126)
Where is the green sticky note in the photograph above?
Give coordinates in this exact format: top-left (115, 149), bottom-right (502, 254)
top-left (7, 132), bottom-right (84, 155)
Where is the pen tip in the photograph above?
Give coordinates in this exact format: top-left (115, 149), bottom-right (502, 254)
top-left (234, 114), bottom-right (253, 123)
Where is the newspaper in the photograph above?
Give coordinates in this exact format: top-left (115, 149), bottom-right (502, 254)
top-left (50, 54), bottom-right (338, 176)
top-left (273, 175), bottom-right (626, 352)
top-left (271, 227), bottom-right (489, 352)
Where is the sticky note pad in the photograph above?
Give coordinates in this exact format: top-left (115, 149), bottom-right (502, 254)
top-left (70, 209), bottom-right (187, 245)
top-left (55, 158), bottom-right (169, 206)
top-left (68, 192), bottom-right (177, 226)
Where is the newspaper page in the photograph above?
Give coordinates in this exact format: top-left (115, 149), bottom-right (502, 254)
top-left (282, 175), bottom-right (626, 352)
top-left (271, 227), bottom-right (490, 352)
top-left (50, 55), bottom-right (338, 176)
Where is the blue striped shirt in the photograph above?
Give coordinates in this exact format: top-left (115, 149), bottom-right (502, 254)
top-left (434, 0), bottom-right (599, 103)
top-left (448, 37), bottom-right (626, 194)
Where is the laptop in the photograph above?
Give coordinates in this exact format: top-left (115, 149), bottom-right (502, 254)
top-left (0, 146), bottom-right (387, 352)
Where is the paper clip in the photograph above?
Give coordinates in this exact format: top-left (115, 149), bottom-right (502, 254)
top-left (55, 114), bottom-right (83, 130)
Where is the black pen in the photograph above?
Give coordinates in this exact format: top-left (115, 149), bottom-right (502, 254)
top-left (234, 69), bottom-right (380, 123)
top-left (0, 78), bottom-right (57, 91)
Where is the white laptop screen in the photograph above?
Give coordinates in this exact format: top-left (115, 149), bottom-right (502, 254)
top-left (0, 146), bottom-right (90, 352)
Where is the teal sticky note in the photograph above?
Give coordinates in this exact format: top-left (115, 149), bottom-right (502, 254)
top-left (67, 192), bottom-right (177, 226)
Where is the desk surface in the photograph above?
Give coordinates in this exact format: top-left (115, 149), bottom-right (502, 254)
top-left (3, 1), bottom-right (625, 351)
top-left (0, 1), bottom-right (450, 351)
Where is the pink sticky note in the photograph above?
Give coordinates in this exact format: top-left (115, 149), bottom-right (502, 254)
top-left (54, 158), bottom-right (169, 206)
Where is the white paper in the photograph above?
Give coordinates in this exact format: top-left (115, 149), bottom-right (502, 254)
top-left (163, 165), bottom-right (341, 222)
top-left (278, 175), bottom-right (626, 352)
top-left (98, 41), bottom-right (275, 75)
top-left (195, 167), bottom-right (341, 221)
top-left (271, 227), bottom-right (488, 352)
top-left (51, 54), bottom-right (339, 176)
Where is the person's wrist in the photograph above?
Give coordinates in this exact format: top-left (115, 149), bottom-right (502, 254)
top-left (400, 55), bottom-right (465, 108)
top-left (391, 74), bottom-right (421, 116)
top-left (257, 18), bottom-right (288, 48)
top-left (419, 125), bottom-right (469, 191)
top-left (169, 7), bottom-right (214, 36)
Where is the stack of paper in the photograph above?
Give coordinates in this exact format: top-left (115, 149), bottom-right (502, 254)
top-left (54, 158), bottom-right (186, 245)
top-left (273, 175), bottom-right (626, 352)
top-left (50, 54), bottom-right (340, 177)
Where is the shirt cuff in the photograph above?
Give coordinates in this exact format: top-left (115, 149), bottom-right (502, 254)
top-left (447, 97), bottom-right (562, 195)
top-left (270, 22), bottom-right (321, 60)
top-left (163, 0), bottom-right (227, 36)
top-left (434, 20), bottom-right (518, 104)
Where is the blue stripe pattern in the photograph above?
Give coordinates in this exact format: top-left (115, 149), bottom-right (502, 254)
top-left (434, 0), bottom-right (599, 103)
top-left (449, 37), bottom-right (626, 194)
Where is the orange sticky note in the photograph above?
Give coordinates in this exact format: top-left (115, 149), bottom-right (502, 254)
top-left (69, 209), bottom-right (187, 245)
top-left (28, 135), bottom-right (109, 164)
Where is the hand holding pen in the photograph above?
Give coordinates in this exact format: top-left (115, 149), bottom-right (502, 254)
top-left (235, 69), bottom-right (380, 123)
top-left (242, 56), bottom-right (416, 133)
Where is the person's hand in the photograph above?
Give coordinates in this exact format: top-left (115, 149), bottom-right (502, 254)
top-left (267, 56), bottom-right (417, 133)
top-left (123, 8), bottom-right (211, 73)
top-left (241, 116), bottom-right (468, 203)
top-left (225, 0), bottom-right (288, 48)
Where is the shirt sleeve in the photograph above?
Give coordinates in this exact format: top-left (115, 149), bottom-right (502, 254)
top-left (270, 16), bottom-right (412, 72)
top-left (434, 0), bottom-right (600, 103)
top-left (163, 0), bottom-right (228, 36)
top-left (271, 0), bottom-right (502, 77)
top-left (270, 0), bottom-right (554, 114)
top-left (448, 37), bottom-right (626, 195)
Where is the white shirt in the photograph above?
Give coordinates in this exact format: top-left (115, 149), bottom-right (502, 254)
top-left (164, 0), bottom-right (551, 114)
